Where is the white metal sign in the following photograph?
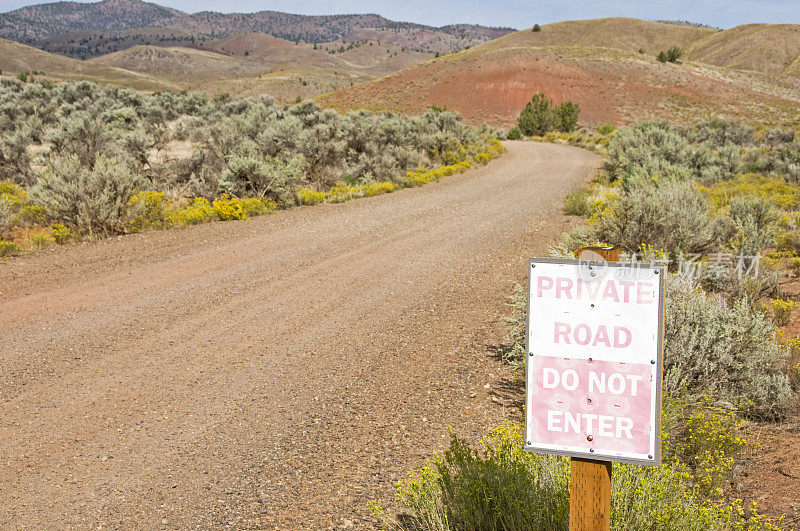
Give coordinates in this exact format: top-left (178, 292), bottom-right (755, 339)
top-left (524, 258), bottom-right (665, 465)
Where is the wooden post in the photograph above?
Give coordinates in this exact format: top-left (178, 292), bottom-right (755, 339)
top-left (577, 245), bottom-right (622, 262)
top-left (569, 458), bottom-right (612, 530)
top-left (570, 245), bottom-right (616, 530)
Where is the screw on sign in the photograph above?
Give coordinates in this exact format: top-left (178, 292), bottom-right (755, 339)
top-left (525, 250), bottom-right (665, 531)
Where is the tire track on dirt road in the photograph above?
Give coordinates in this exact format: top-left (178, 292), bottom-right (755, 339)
top-left (0, 142), bottom-right (599, 528)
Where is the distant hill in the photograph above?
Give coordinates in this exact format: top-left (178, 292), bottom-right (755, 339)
top-left (34, 27), bottom-right (207, 59)
top-left (0, 36), bottom-right (178, 91)
top-left (0, 0), bottom-right (180, 41)
top-left (81, 33), bottom-right (437, 100)
top-left (207, 33), bottom-right (345, 70)
top-left (318, 21), bottom-right (800, 127)
top-left (87, 44), bottom-right (269, 83)
top-left (686, 23), bottom-right (800, 78)
top-left (491, 17), bottom-right (715, 55)
top-left (0, 0), bottom-right (516, 57)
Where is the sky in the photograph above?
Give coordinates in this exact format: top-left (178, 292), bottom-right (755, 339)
top-left (0, 0), bottom-right (797, 29)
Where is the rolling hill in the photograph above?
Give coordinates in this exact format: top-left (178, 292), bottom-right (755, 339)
top-left (318, 20), bottom-right (800, 127)
top-left (494, 17), bottom-right (715, 55)
top-left (686, 24), bottom-right (800, 78)
top-left (0, 0), bottom-right (515, 56)
top-left (34, 26), bottom-right (206, 59)
top-left (0, 37), bottom-right (178, 91)
top-left (86, 44), bottom-right (269, 83)
top-left (81, 34), bottom-right (436, 100)
top-left (0, 0), bottom-right (180, 42)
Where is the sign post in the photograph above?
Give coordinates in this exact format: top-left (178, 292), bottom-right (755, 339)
top-left (524, 254), bottom-right (665, 530)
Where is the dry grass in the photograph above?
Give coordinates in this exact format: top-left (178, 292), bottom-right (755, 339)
top-left (0, 38), bottom-right (178, 91)
top-left (686, 23), bottom-right (800, 78)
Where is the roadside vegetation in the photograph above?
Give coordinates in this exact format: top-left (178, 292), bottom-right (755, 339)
top-left (509, 92), bottom-right (581, 139)
top-left (376, 118), bottom-right (800, 529)
top-left (0, 76), bottom-right (505, 257)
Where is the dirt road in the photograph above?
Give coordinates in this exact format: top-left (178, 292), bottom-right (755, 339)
top-left (0, 142), bottom-right (599, 529)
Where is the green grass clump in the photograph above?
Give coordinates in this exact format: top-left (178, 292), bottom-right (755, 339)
top-left (563, 187), bottom-right (592, 216)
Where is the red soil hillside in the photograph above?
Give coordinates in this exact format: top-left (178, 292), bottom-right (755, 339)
top-left (318, 24), bottom-right (800, 127)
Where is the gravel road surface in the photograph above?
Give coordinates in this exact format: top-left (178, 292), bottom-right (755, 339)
top-left (0, 141), bottom-right (600, 529)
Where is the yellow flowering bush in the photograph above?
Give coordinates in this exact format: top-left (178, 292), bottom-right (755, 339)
top-left (212, 194), bottom-right (247, 221)
top-left (363, 181), bottom-right (400, 196)
top-left (128, 191), bottom-right (170, 231)
top-left (699, 174), bottom-right (800, 210)
top-left (49, 223), bottom-right (73, 244)
top-left (766, 298), bottom-right (797, 327)
top-left (0, 239), bottom-right (19, 257)
top-left (25, 228), bottom-right (56, 251)
top-left (168, 197), bottom-right (216, 226)
top-left (665, 406), bottom-right (747, 496)
top-left (130, 194), bottom-right (278, 228)
top-left (297, 188), bottom-right (327, 206)
top-left (375, 421), bottom-right (781, 530)
top-left (1, 179), bottom-right (46, 227)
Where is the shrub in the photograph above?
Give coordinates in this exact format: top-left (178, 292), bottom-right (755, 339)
top-left (297, 188), bottom-right (326, 205)
top-left (548, 224), bottom-right (605, 259)
top-left (128, 191), bottom-right (169, 231)
top-left (169, 197), bottom-right (216, 226)
top-left (700, 174), bottom-right (800, 210)
top-left (363, 181), bottom-right (399, 196)
top-left (49, 223), bottom-right (72, 244)
top-left (596, 123), bottom-right (615, 135)
top-left (0, 239), bottom-right (19, 256)
top-left (532, 24), bottom-right (541, 31)
top-left (692, 120), bottom-right (754, 147)
top-left (0, 195), bottom-right (11, 235)
top-left (601, 121), bottom-right (741, 187)
top-left (26, 228), bottom-right (55, 250)
top-left (787, 338), bottom-right (800, 391)
top-left (219, 153), bottom-right (307, 204)
top-left (604, 120), bottom-right (694, 187)
top-left (518, 92), bottom-right (557, 137)
top-left (728, 195), bottom-right (779, 258)
top-left (657, 46), bottom-right (683, 63)
top-left (240, 196), bottom-right (275, 217)
top-left (0, 129), bottom-right (33, 184)
top-left (664, 402), bottom-right (746, 496)
top-left (563, 187), bottom-right (592, 216)
top-left (556, 101), bottom-right (580, 133)
top-left (502, 284), bottom-right (527, 367)
top-left (594, 180), bottom-right (727, 256)
top-left (766, 298), bottom-right (796, 327)
top-left (705, 267), bottom-right (780, 306)
top-left (212, 194), bottom-right (247, 221)
top-left (381, 423), bottom-right (779, 531)
top-left (664, 275), bottom-right (792, 418)
top-left (517, 93), bottom-right (581, 136)
top-left (32, 154), bottom-right (145, 236)
top-left (507, 126), bottom-right (522, 140)
top-left (46, 111), bottom-right (115, 168)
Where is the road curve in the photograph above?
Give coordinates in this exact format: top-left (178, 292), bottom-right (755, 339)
top-left (0, 142), bottom-right (600, 529)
